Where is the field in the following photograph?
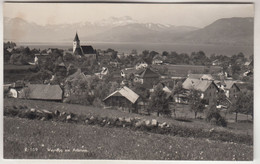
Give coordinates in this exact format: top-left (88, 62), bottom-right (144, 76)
top-left (4, 117), bottom-right (253, 160)
top-left (152, 64), bottom-right (222, 77)
top-left (4, 64), bottom-right (35, 83)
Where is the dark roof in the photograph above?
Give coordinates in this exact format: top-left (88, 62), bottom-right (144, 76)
top-left (81, 45), bottom-right (95, 54)
top-left (74, 32), bottom-right (80, 41)
top-left (20, 84), bottom-right (63, 100)
top-left (73, 47), bottom-right (83, 56)
top-left (224, 81), bottom-right (240, 91)
top-left (136, 67), bottom-right (159, 78)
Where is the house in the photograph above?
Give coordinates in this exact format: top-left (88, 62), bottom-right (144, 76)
top-left (149, 84), bottom-right (173, 100)
top-left (121, 67), bottom-right (136, 79)
top-left (243, 70), bottom-right (253, 77)
top-left (19, 84), bottom-right (63, 101)
top-left (73, 32), bottom-right (96, 57)
top-left (220, 81), bottom-right (240, 104)
top-left (212, 59), bottom-right (221, 66)
top-left (244, 60), bottom-right (253, 67)
top-left (5, 80), bottom-right (26, 98)
top-left (65, 69), bottom-right (90, 83)
top-left (103, 86), bottom-right (139, 109)
top-left (152, 55), bottom-right (163, 65)
top-left (134, 67), bottom-right (160, 88)
top-left (4, 84), bottom-right (17, 98)
top-left (94, 67), bottom-right (109, 79)
top-left (135, 60), bottom-right (148, 70)
top-left (187, 74), bottom-right (214, 81)
top-left (63, 69), bottom-right (93, 98)
top-left (182, 78), bottom-right (219, 105)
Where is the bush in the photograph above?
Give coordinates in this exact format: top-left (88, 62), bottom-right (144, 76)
top-left (4, 107), bottom-right (19, 116)
top-left (92, 98), bottom-right (103, 108)
top-left (206, 108), bottom-right (228, 127)
top-left (66, 94), bottom-right (91, 105)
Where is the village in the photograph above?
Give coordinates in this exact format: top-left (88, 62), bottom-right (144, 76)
top-left (4, 32), bottom-right (254, 124)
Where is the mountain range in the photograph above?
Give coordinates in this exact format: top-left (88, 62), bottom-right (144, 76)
top-left (4, 16), bottom-right (253, 46)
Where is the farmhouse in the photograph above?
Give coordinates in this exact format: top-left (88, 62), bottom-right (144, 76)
top-left (182, 78), bottom-right (219, 105)
top-left (5, 81), bottom-right (26, 98)
top-left (103, 86), bottom-right (139, 109)
top-left (19, 84), bottom-right (63, 101)
top-left (73, 32), bottom-right (96, 57)
top-left (134, 67), bottom-right (160, 88)
top-left (221, 81), bottom-right (240, 103)
top-left (152, 55), bottom-right (164, 65)
top-left (135, 59), bottom-right (148, 70)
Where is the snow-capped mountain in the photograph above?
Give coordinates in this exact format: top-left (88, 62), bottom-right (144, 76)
top-left (95, 16), bottom-right (138, 27)
top-left (4, 16), bottom-right (253, 46)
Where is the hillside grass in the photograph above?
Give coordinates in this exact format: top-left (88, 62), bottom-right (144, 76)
top-left (4, 98), bottom-right (253, 136)
top-left (4, 117), bottom-right (253, 160)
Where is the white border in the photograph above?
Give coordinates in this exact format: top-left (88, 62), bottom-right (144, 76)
top-left (0, 1), bottom-right (259, 164)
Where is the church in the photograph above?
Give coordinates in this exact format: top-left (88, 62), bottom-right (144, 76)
top-left (73, 32), bottom-right (96, 56)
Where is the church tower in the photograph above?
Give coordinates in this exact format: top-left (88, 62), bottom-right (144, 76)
top-left (73, 32), bottom-right (81, 54)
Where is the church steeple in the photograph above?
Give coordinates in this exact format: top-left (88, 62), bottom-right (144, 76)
top-left (73, 32), bottom-right (81, 55)
top-left (74, 32), bottom-right (80, 42)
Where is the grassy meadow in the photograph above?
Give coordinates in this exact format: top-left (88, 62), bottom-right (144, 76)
top-left (4, 117), bottom-right (253, 160)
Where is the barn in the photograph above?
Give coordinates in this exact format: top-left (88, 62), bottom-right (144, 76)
top-left (19, 84), bottom-right (63, 101)
top-left (103, 86), bottom-right (139, 111)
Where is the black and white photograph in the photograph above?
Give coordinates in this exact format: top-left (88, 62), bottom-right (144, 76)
top-left (2, 1), bottom-right (255, 161)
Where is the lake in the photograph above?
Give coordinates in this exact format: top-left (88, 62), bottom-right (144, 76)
top-left (17, 42), bottom-right (253, 57)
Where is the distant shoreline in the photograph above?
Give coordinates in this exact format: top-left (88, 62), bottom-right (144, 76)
top-left (8, 41), bottom-right (253, 57)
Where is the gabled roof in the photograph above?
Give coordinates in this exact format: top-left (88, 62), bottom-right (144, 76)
top-left (182, 78), bottom-right (218, 92)
top-left (244, 61), bottom-right (253, 66)
top-left (66, 69), bottom-right (90, 82)
top-left (121, 67), bottom-right (137, 76)
top-left (136, 59), bottom-right (147, 65)
top-left (74, 32), bottom-right (80, 41)
top-left (153, 54), bottom-right (163, 60)
top-left (73, 47), bottom-right (83, 56)
top-left (224, 81), bottom-right (240, 90)
top-left (188, 74), bottom-right (214, 80)
top-left (103, 86), bottom-right (139, 104)
top-left (20, 84), bottom-right (62, 100)
top-left (57, 62), bottom-right (66, 67)
top-left (135, 67), bottom-right (159, 78)
top-left (81, 45), bottom-right (95, 54)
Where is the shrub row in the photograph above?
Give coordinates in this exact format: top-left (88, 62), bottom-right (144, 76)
top-left (4, 105), bottom-right (253, 145)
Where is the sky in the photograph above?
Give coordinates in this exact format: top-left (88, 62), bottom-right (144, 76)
top-left (4, 3), bottom-right (254, 28)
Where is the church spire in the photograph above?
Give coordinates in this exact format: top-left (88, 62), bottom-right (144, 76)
top-left (74, 32), bottom-right (80, 41)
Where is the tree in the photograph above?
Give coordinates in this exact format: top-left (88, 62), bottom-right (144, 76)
top-left (231, 91), bottom-right (253, 122)
top-left (132, 83), bottom-right (150, 114)
top-left (245, 91), bottom-right (254, 120)
top-left (162, 51), bottom-right (169, 57)
top-left (206, 104), bottom-right (227, 127)
top-left (149, 84), bottom-right (171, 117)
top-left (28, 70), bottom-right (52, 84)
top-left (4, 49), bottom-right (12, 63)
top-left (188, 89), bottom-right (205, 119)
top-left (131, 49), bottom-right (138, 55)
top-left (172, 81), bottom-right (184, 117)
